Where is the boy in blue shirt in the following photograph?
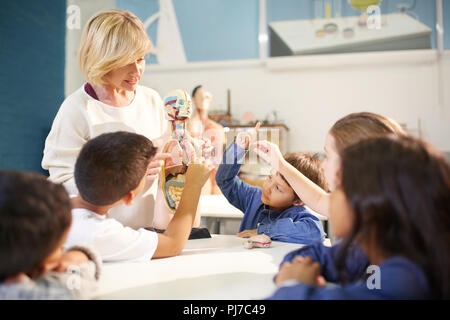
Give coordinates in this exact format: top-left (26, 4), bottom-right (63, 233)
top-left (216, 124), bottom-right (327, 244)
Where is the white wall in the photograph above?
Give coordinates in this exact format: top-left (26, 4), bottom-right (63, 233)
top-left (140, 49), bottom-right (450, 153)
top-left (65, 4), bottom-right (449, 153)
top-left (64, 2), bottom-right (449, 153)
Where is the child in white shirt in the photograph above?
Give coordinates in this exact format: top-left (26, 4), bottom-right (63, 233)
top-left (65, 131), bottom-right (213, 262)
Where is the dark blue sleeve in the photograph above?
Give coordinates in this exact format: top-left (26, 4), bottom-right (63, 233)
top-left (280, 242), bottom-right (369, 283)
top-left (257, 217), bottom-right (324, 244)
top-left (268, 257), bottom-right (431, 300)
top-left (215, 141), bottom-right (261, 213)
top-left (266, 282), bottom-right (382, 300)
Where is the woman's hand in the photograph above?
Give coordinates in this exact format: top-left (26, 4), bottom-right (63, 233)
top-left (236, 122), bottom-right (260, 150)
top-left (147, 153), bottom-right (173, 181)
top-left (164, 140), bottom-right (184, 167)
top-left (253, 140), bottom-right (284, 172)
top-left (275, 256), bottom-right (325, 287)
top-left (236, 229), bottom-right (257, 238)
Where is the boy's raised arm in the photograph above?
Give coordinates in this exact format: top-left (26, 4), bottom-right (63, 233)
top-left (215, 122), bottom-right (261, 212)
top-left (153, 159), bottom-right (213, 258)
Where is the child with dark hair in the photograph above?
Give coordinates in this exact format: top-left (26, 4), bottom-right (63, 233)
top-left (0, 171), bottom-right (102, 300)
top-left (216, 123), bottom-right (327, 244)
top-left (65, 131), bottom-right (213, 261)
top-left (255, 112), bottom-right (406, 218)
top-left (269, 135), bottom-right (450, 299)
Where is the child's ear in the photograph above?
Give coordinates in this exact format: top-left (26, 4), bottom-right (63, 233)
top-left (122, 192), bottom-right (135, 206)
top-left (293, 199), bottom-right (304, 206)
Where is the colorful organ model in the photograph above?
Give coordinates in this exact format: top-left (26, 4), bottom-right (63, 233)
top-left (160, 89), bottom-right (193, 212)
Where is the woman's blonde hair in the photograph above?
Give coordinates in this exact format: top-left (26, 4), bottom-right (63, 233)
top-left (78, 9), bottom-right (151, 86)
top-left (330, 112), bottom-right (406, 156)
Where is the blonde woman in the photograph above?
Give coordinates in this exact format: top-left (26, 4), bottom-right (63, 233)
top-left (42, 9), bottom-right (174, 229)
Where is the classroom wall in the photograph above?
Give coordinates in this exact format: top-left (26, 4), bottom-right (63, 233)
top-left (140, 49), bottom-right (450, 154)
top-left (64, 0), bottom-right (450, 155)
top-left (1, 1), bottom-right (448, 172)
top-left (0, 1), bottom-right (66, 173)
top-left (115, 0), bottom-right (448, 64)
top-left (67, 0), bottom-right (450, 72)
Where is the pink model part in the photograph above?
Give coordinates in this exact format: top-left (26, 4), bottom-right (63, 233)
top-left (163, 89), bottom-right (193, 164)
top-left (243, 234), bottom-right (272, 249)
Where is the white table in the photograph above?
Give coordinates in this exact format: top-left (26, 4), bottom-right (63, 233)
top-left (94, 235), bottom-right (305, 300)
top-left (199, 195), bottom-right (244, 219)
top-left (199, 195), bottom-right (244, 234)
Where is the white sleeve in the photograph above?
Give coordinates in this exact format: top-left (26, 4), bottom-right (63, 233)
top-left (93, 218), bottom-right (159, 262)
top-left (42, 96), bottom-right (89, 193)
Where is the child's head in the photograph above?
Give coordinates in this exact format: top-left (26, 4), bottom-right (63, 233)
top-left (323, 112), bottom-right (405, 191)
top-left (0, 171), bottom-right (72, 281)
top-left (74, 131), bottom-right (157, 206)
top-left (262, 152), bottom-right (327, 210)
top-left (331, 135), bottom-right (450, 298)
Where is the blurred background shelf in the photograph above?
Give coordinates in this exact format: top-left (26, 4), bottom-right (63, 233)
top-left (269, 13), bottom-right (432, 56)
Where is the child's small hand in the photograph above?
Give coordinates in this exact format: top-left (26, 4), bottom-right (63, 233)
top-left (236, 122), bottom-right (260, 150)
top-left (185, 158), bottom-right (214, 188)
top-left (54, 250), bottom-right (89, 272)
top-left (253, 140), bottom-right (284, 172)
top-left (275, 256), bottom-right (322, 287)
top-left (236, 229), bottom-right (257, 238)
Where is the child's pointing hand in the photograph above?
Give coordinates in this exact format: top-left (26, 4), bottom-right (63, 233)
top-left (236, 122), bottom-right (261, 150)
top-left (253, 140), bottom-right (284, 172)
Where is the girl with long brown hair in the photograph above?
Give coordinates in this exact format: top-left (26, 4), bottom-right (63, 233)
top-left (269, 135), bottom-right (450, 299)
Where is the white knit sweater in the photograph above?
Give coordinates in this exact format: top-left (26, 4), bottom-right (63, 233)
top-left (42, 84), bottom-right (170, 229)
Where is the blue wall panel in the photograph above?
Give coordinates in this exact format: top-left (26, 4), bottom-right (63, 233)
top-left (0, 1), bottom-right (66, 173)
